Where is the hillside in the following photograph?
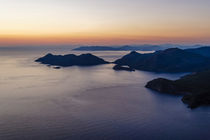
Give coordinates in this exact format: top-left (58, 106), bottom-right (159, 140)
top-left (114, 48), bottom-right (210, 72)
top-left (145, 70), bottom-right (210, 108)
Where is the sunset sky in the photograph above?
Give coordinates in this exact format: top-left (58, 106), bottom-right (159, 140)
top-left (0, 0), bottom-right (210, 46)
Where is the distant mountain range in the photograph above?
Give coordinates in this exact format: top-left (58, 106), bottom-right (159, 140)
top-left (114, 47), bottom-right (210, 73)
top-left (73, 44), bottom-right (205, 51)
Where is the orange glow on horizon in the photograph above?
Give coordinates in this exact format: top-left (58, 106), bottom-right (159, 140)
top-left (0, 33), bottom-right (209, 46)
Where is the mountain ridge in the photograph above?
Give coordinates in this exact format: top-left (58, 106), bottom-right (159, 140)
top-left (114, 47), bottom-right (210, 72)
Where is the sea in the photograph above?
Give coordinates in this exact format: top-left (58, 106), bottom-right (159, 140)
top-left (0, 49), bottom-right (209, 140)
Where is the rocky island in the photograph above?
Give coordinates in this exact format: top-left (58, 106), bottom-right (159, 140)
top-left (35, 53), bottom-right (109, 67)
top-left (113, 64), bottom-right (135, 72)
top-left (146, 70), bottom-right (210, 108)
top-left (114, 48), bottom-right (210, 73)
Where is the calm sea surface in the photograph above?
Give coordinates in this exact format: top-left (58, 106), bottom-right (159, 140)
top-left (0, 50), bottom-right (210, 140)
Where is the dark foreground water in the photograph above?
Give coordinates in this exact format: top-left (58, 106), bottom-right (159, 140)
top-left (0, 50), bottom-right (210, 140)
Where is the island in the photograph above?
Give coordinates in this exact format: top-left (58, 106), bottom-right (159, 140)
top-left (35, 53), bottom-right (109, 67)
top-left (113, 64), bottom-right (135, 72)
top-left (145, 70), bottom-right (210, 108)
top-left (114, 48), bottom-right (210, 73)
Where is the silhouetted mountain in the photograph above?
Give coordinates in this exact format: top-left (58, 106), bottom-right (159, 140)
top-left (186, 46), bottom-right (210, 57)
top-left (145, 70), bottom-right (210, 108)
top-left (114, 48), bottom-right (210, 72)
top-left (35, 53), bottom-right (109, 67)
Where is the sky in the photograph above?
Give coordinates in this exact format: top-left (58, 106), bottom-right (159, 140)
top-left (0, 0), bottom-right (210, 46)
